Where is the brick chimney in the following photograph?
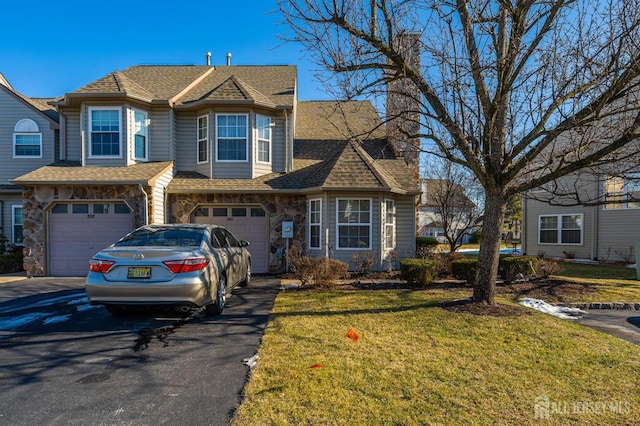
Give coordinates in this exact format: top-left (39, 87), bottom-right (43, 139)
top-left (386, 32), bottom-right (421, 174)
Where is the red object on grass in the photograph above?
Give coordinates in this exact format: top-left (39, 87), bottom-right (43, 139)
top-left (345, 328), bottom-right (361, 343)
top-left (309, 364), bottom-right (324, 369)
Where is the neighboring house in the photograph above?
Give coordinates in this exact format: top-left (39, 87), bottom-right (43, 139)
top-left (0, 75), bottom-right (58, 249)
top-left (417, 179), bottom-right (476, 244)
top-left (522, 173), bottom-right (640, 262)
top-left (13, 64), bottom-right (420, 276)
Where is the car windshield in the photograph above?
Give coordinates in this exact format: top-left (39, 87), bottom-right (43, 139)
top-left (115, 228), bottom-right (204, 247)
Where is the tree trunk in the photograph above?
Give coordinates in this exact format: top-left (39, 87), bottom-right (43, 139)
top-left (473, 189), bottom-right (508, 305)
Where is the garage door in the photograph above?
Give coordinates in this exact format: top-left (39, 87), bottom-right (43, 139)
top-left (193, 205), bottom-right (269, 273)
top-left (49, 202), bottom-right (134, 276)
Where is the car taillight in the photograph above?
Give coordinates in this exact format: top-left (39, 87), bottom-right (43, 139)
top-left (89, 259), bottom-right (116, 273)
top-left (163, 258), bottom-right (210, 273)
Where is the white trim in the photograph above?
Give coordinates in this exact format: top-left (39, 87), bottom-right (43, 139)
top-left (308, 198), bottom-right (322, 250)
top-left (13, 132), bottom-right (43, 158)
top-left (538, 213), bottom-right (584, 245)
top-left (215, 113), bottom-right (249, 162)
top-left (255, 114), bottom-right (272, 165)
top-left (11, 205), bottom-right (23, 245)
top-left (336, 198), bottom-right (373, 250)
top-left (197, 114), bottom-right (209, 164)
top-left (132, 109), bottom-right (149, 161)
top-left (88, 106), bottom-right (123, 158)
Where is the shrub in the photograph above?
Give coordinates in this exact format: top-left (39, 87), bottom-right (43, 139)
top-left (400, 259), bottom-right (439, 287)
top-left (0, 248), bottom-right (23, 274)
top-left (451, 259), bottom-right (478, 285)
top-left (416, 237), bottom-right (439, 259)
top-left (288, 246), bottom-right (348, 286)
top-left (538, 259), bottom-right (562, 278)
top-left (436, 251), bottom-right (466, 276)
top-left (469, 231), bottom-right (481, 244)
top-left (499, 256), bottom-right (540, 283)
top-left (352, 251), bottom-right (376, 275)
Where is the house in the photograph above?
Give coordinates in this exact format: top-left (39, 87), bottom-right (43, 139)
top-left (0, 74), bottom-right (58, 249)
top-left (522, 172), bottom-right (640, 262)
top-left (417, 179), bottom-right (477, 244)
top-left (12, 64), bottom-right (420, 276)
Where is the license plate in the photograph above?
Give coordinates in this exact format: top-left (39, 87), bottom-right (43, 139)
top-left (128, 267), bottom-right (151, 279)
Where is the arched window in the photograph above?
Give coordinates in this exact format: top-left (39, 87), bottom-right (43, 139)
top-left (13, 119), bottom-right (42, 158)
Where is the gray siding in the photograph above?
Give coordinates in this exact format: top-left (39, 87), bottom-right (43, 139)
top-left (174, 111), bottom-right (199, 173)
top-left (63, 109), bottom-right (81, 162)
top-left (596, 208), bottom-right (640, 262)
top-left (394, 195), bottom-right (417, 261)
top-left (151, 165), bottom-right (174, 224)
top-left (272, 116), bottom-right (286, 173)
top-left (0, 88), bottom-right (56, 183)
top-left (0, 195), bottom-right (23, 244)
top-left (523, 197), bottom-right (594, 259)
top-left (149, 108), bottom-right (172, 162)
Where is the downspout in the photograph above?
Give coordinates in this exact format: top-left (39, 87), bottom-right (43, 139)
top-left (58, 109), bottom-right (66, 161)
top-left (592, 178), bottom-right (601, 260)
top-left (521, 192), bottom-right (527, 256)
top-left (139, 184), bottom-right (149, 226)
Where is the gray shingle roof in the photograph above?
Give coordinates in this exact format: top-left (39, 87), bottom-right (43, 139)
top-left (12, 161), bottom-right (174, 186)
top-left (63, 65), bottom-right (296, 108)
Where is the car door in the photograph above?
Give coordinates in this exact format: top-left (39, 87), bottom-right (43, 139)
top-left (221, 228), bottom-right (246, 287)
top-left (210, 227), bottom-right (231, 279)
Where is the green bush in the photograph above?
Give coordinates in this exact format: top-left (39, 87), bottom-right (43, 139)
top-left (499, 256), bottom-right (540, 283)
top-left (416, 237), bottom-right (440, 259)
top-left (400, 259), bottom-right (439, 287)
top-left (469, 231), bottom-right (481, 244)
top-left (451, 259), bottom-right (478, 285)
top-left (0, 249), bottom-right (23, 274)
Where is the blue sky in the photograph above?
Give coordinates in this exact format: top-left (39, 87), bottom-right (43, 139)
top-left (1, 0), bottom-right (329, 100)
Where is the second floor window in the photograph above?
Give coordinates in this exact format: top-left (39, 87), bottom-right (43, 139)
top-left (216, 114), bottom-right (248, 162)
top-left (256, 115), bottom-right (271, 163)
top-left (89, 107), bottom-right (121, 157)
top-left (133, 110), bottom-right (148, 160)
top-left (605, 174), bottom-right (640, 209)
top-left (13, 119), bottom-right (42, 158)
top-left (197, 115), bottom-right (208, 163)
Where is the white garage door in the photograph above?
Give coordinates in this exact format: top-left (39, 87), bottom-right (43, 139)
top-left (49, 202), bottom-right (134, 276)
top-left (193, 205), bottom-right (269, 273)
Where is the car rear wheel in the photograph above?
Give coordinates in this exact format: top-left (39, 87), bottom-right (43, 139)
top-left (206, 275), bottom-right (226, 315)
top-left (240, 263), bottom-right (251, 287)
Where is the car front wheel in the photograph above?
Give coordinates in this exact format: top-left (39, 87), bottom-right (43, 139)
top-left (206, 275), bottom-right (226, 315)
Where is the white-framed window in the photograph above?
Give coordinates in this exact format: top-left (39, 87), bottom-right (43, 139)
top-left (133, 110), bottom-right (148, 160)
top-left (89, 107), bottom-right (122, 157)
top-left (604, 174), bottom-right (640, 209)
top-left (13, 119), bottom-right (42, 158)
top-left (538, 214), bottom-right (583, 244)
top-left (383, 199), bottom-right (396, 249)
top-left (256, 115), bottom-right (271, 164)
top-left (308, 198), bottom-right (322, 250)
top-left (216, 113), bottom-right (248, 162)
top-left (197, 115), bottom-right (209, 163)
top-left (12, 206), bottom-right (24, 245)
top-left (337, 198), bottom-right (372, 249)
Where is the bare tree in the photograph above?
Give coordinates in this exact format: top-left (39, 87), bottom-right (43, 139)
top-left (420, 158), bottom-right (483, 253)
top-left (278, 0), bottom-right (640, 305)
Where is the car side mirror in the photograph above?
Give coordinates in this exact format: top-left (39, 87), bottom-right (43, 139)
top-left (240, 240), bottom-right (250, 247)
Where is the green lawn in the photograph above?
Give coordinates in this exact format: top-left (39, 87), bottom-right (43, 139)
top-left (233, 289), bottom-right (640, 425)
top-left (233, 261), bottom-right (640, 424)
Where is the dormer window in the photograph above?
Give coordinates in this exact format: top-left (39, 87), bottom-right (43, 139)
top-left (216, 114), bottom-right (248, 162)
top-left (256, 115), bottom-right (271, 164)
top-left (13, 119), bottom-right (42, 158)
top-left (89, 107), bottom-right (122, 157)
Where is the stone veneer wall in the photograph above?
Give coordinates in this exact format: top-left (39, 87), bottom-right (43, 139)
top-left (169, 193), bottom-right (307, 273)
top-left (21, 185), bottom-right (150, 277)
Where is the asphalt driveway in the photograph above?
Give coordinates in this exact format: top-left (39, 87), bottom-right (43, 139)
top-left (0, 274), bottom-right (279, 425)
top-left (576, 309), bottom-right (640, 346)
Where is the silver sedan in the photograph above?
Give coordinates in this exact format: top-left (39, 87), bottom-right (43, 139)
top-left (85, 224), bottom-right (251, 316)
